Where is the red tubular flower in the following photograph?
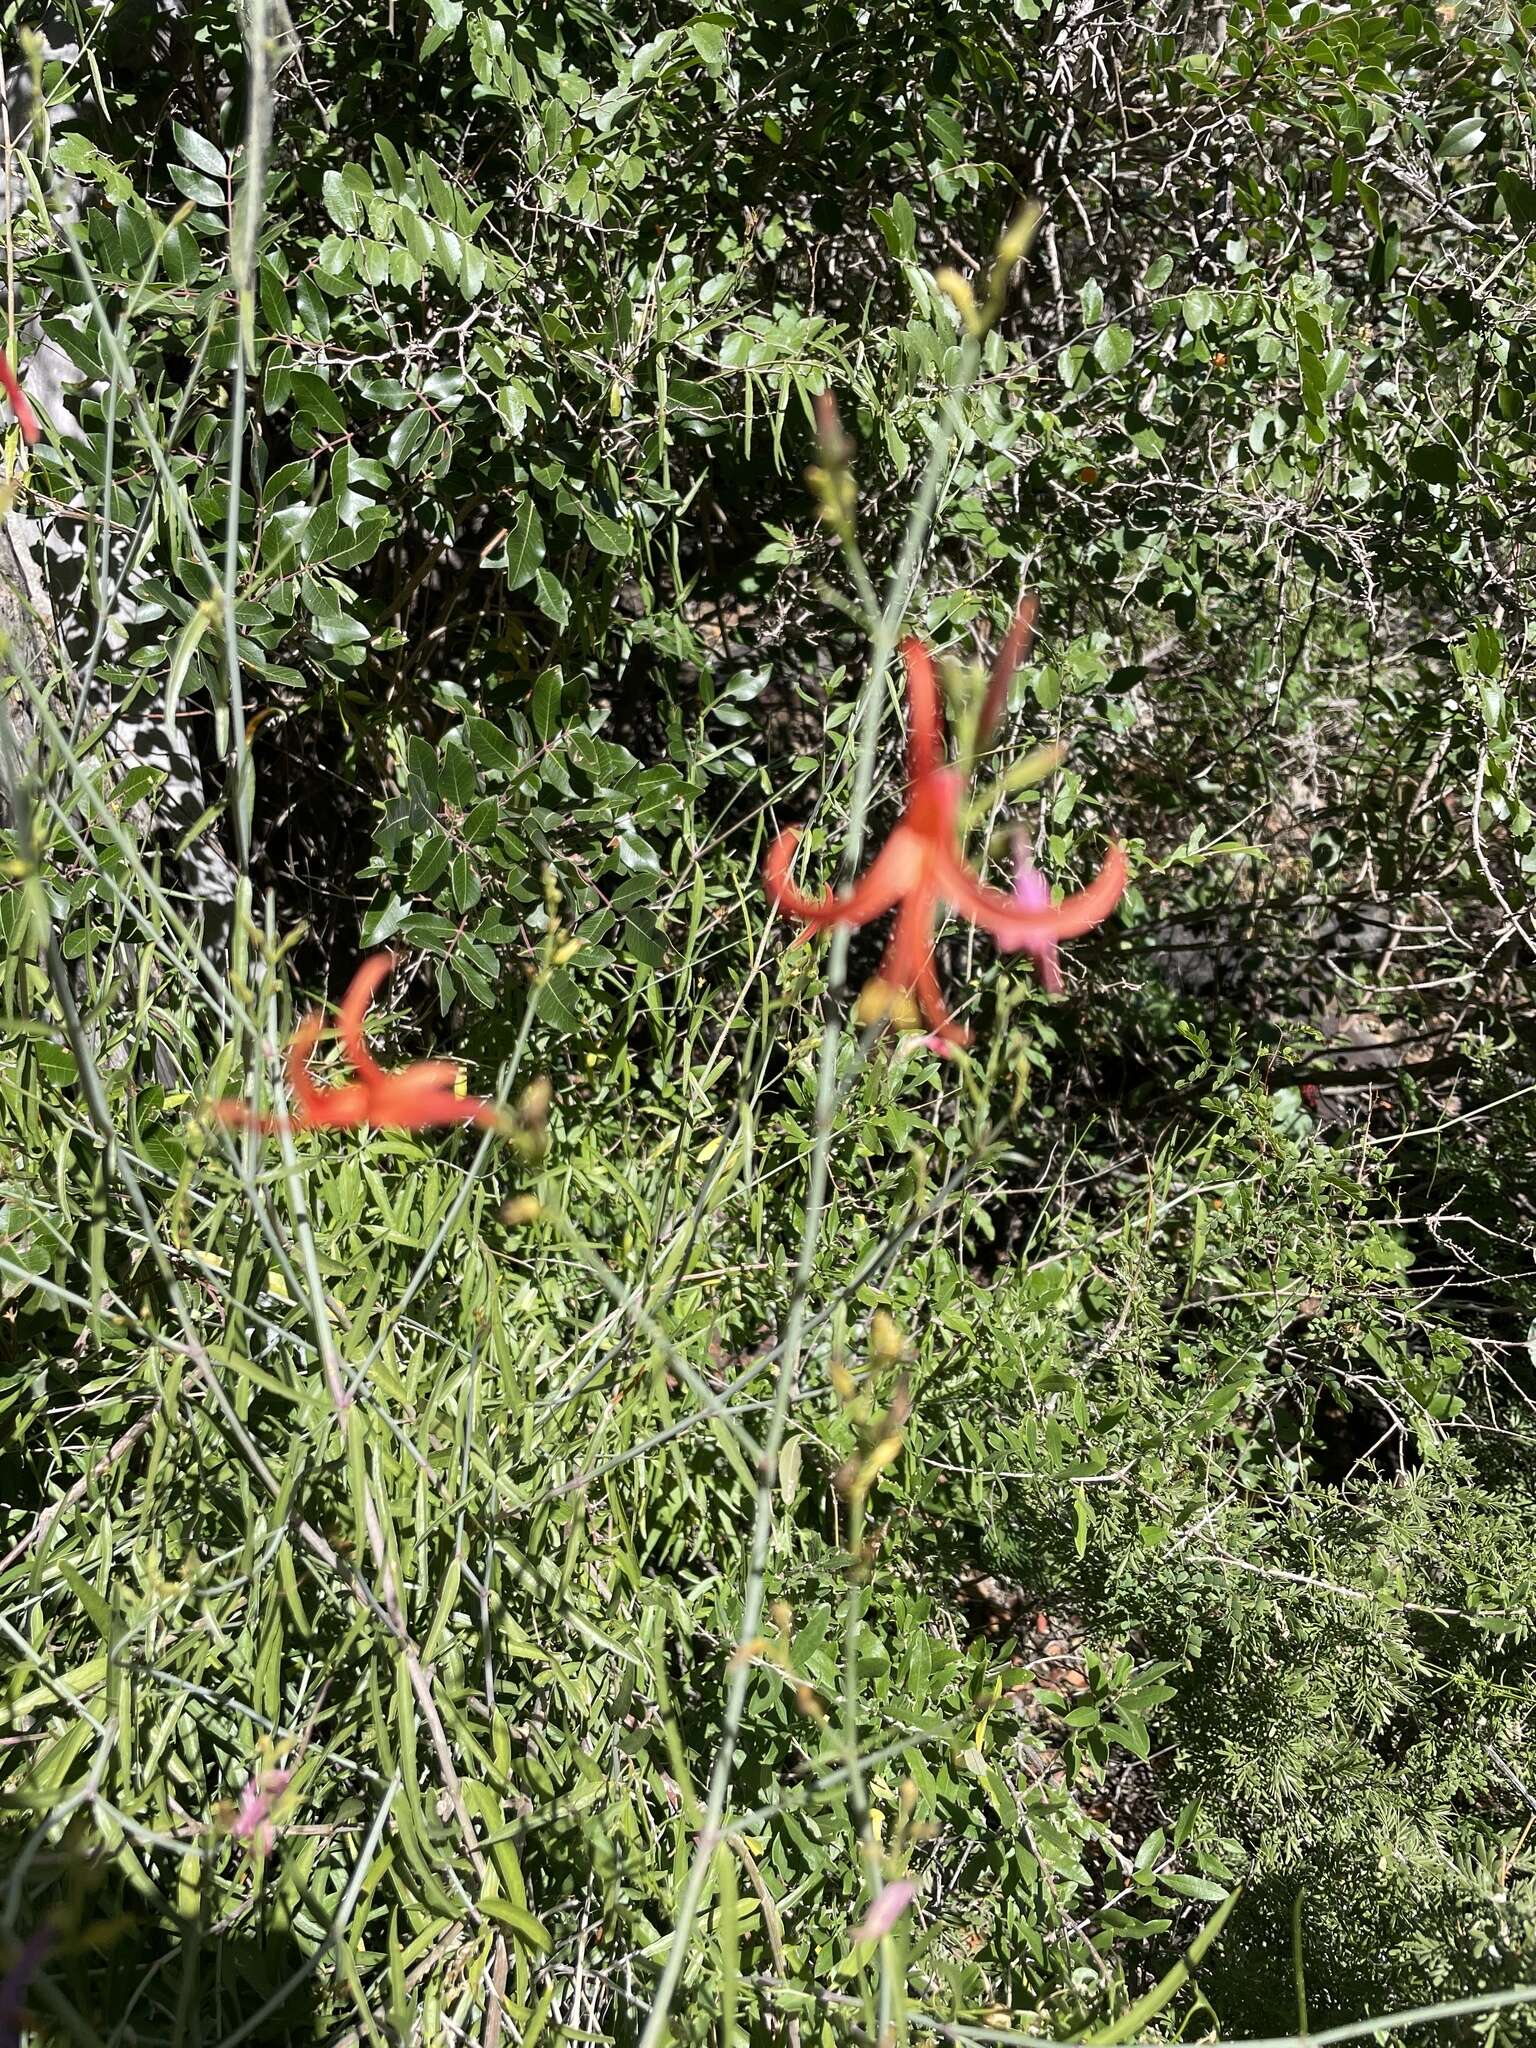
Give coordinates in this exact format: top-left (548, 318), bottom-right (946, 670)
top-left (0, 348), bottom-right (40, 446)
top-left (764, 608), bottom-right (1126, 1046)
top-left (213, 953), bottom-right (505, 1135)
top-left (977, 592), bottom-right (1038, 752)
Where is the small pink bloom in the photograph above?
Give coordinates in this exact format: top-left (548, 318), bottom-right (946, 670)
top-left (851, 1879), bottom-right (917, 1945)
top-left (1002, 838), bottom-right (1065, 993)
top-left (232, 1767), bottom-right (291, 1859)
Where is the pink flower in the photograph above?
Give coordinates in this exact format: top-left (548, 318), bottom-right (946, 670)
top-left (231, 1767), bottom-right (292, 1859)
top-left (1003, 837), bottom-right (1064, 993)
top-left (850, 1879), bottom-right (917, 1945)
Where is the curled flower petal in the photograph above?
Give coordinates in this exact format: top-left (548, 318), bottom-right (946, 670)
top-left (977, 593), bottom-right (1038, 750)
top-left (210, 954), bottom-right (504, 1137)
top-left (336, 951), bottom-right (394, 1081)
top-left (765, 826), bottom-right (924, 935)
top-left (937, 840), bottom-right (1127, 948)
top-left (900, 636), bottom-right (943, 783)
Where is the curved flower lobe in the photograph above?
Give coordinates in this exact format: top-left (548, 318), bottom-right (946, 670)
top-left (213, 953), bottom-right (505, 1136)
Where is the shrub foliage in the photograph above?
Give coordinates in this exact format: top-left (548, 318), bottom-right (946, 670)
top-left (2, 0), bottom-right (1535, 2042)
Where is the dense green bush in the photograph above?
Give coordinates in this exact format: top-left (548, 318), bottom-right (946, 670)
top-left (2, 0), bottom-right (1535, 2042)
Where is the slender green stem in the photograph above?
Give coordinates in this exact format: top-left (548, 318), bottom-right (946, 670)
top-left (221, 346), bottom-right (252, 872)
top-left (354, 978), bottom-right (544, 1386)
top-left (637, 328), bottom-right (985, 2048)
top-left (543, 1208), bottom-right (763, 1464)
top-left (66, 200), bottom-right (211, 747)
top-left (255, 892), bottom-right (346, 1416)
top-left (53, 221), bottom-right (254, 885)
top-left (217, 0), bottom-right (286, 874)
top-left (841, 1484), bottom-right (899, 2041)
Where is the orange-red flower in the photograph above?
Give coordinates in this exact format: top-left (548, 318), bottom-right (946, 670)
top-left (0, 348), bottom-right (40, 446)
top-left (764, 608), bottom-right (1126, 1046)
top-left (213, 953), bottom-right (505, 1135)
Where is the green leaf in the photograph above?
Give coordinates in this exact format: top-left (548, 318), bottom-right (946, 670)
top-left (1134, 1829), bottom-right (1167, 1873)
top-left (398, 912), bottom-right (457, 949)
top-left (364, 896), bottom-right (410, 946)
top-left (1161, 1873), bottom-right (1232, 1901)
top-left (533, 568), bottom-right (570, 628)
top-left (386, 409), bottom-right (431, 466)
top-left (685, 18), bottom-right (726, 64)
top-left (477, 1892), bottom-right (551, 1950)
top-left (164, 602), bottom-right (216, 743)
top-left (1057, 344), bottom-right (1089, 390)
top-left (1094, 324), bottom-right (1135, 373)
top-left (113, 766), bottom-right (165, 813)
top-left (1181, 287), bottom-right (1217, 332)
top-left (668, 377), bottom-right (722, 418)
top-left (923, 106), bottom-right (965, 159)
top-left (309, 608), bottom-right (369, 648)
top-left (162, 222), bottom-right (200, 285)
top-left (1501, 170), bottom-right (1536, 227)
top-left (168, 165), bottom-right (225, 211)
top-left (531, 667), bottom-right (562, 743)
top-left (375, 132), bottom-right (408, 196)
top-left (582, 506), bottom-right (630, 557)
top-left (462, 797), bottom-right (500, 844)
top-left (288, 371), bottom-right (348, 434)
top-left (57, 1560), bottom-right (114, 1642)
top-left (439, 742), bottom-right (477, 809)
top-left (50, 133), bottom-right (134, 205)
top-left (1435, 117), bottom-right (1485, 160)
top-left (449, 848), bottom-right (480, 911)
top-left (406, 831), bottom-right (453, 892)
top-left (535, 965), bottom-right (581, 1034)
top-left (173, 122), bottom-right (227, 178)
top-left (322, 168), bottom-right (364, 232)
top-left (1102, 1717), bottom-right (1151, 1759)
top-left (464, 717), bottom-right (524, 778)
top-left (505, 495), bottom-right (545, 590)
top-left (622, 910), bottom-right (666, 969)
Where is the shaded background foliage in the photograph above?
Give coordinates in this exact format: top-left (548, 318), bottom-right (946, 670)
top-left (3, 0), bottom-right (1536, 2041)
